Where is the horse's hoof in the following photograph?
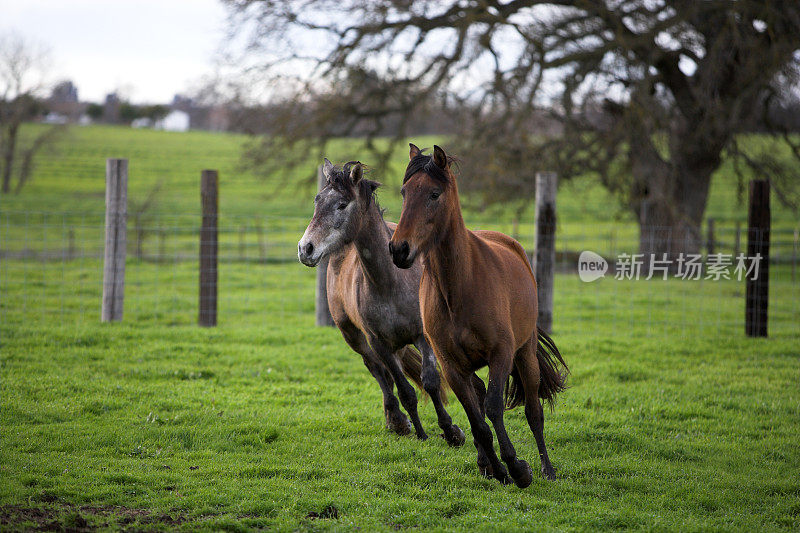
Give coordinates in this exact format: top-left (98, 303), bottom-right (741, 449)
top-left (415, 430), bottom-right (429, 441)
top-left (441, 424), bottom-right (466, 447)
top-left (386, 415), bottom-right (413, 436)
top-left (478, 461), bottom-right (494, 479)
top-left (541, 465), bottom-right (557, 481)
top-left (497, 473), bottom-right (512, 485)
top-left (493, 465), bottom-right (511, 485)
top-left (512, 460), bottom-right (533, 489)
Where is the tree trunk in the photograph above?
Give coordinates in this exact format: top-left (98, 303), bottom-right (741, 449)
top-left (637, 183), bottom-right (707, 261)
top-left (1, 123), bottom-right (18, 194)
top-left (631, 122), bottom-right (721, 263)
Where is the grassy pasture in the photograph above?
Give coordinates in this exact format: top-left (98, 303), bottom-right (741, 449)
top-left (1, 124), bottom-right (799, 531)
top-left (1, 270), bottom-right (799, 531)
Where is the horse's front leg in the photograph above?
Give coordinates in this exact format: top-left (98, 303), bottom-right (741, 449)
top-left (369, 336), bottom-right (428, 440)
top-left (339, 323), bottom-right (411, 435)
top-left (415, 336), bottom-right (465, 447)
top-left (470, 373), bottom-right (494, 479)
top-left (443, 364), bottom-right (511, 484)
top-left (485, 348), bottom-right (534, 488)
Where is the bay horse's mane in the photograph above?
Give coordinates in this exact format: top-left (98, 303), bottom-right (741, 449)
top-left (403, 152), bottom-right (457, 186)
top-left (326, 161), bottom-right (382, 211)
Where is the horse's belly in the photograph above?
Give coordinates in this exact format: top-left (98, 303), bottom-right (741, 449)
top-left (423, 315), bottom-right (485, 371)
top-left (359, 299), bottom-right (418, 347)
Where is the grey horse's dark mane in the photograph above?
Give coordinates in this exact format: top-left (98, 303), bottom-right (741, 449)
top-left (328, 161), bottom-right (383, 215)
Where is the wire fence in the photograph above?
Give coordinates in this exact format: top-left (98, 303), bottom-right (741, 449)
top-left (1, 209), bottom-right (798, 338)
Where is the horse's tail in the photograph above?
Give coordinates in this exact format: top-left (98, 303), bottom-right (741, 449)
top-left (397, 346), bottom-right (448, 404)
top-left (504, 328), bottom-right (569, 410)
top-left (535, 328), bottom-right (569, 410)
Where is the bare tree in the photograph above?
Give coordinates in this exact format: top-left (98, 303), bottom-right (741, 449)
top-left (0, 33), bottom-right (65, 194)
top-left (129, 180), bottom-right (165, 260)
top-left (224, 1), bottom-right (800, 256)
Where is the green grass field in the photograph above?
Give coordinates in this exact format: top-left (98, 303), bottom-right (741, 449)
top-left (1, 125), bottom-right (799, 531)
top-left (1, 271), bottom-right (799, 531)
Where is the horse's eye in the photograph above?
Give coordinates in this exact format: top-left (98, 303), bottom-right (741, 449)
top-left (430, 191), bottom-right (440, 200)
top-left (337, 202), bottom-right (347, 210)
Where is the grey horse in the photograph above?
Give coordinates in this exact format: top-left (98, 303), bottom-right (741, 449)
top-left (298, 159), bottom-right (465, 446)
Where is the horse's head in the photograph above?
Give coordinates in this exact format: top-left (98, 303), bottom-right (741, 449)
top-left (298, 158), bottom-right (379, 266)
top-left (389, 144), bottom-right (457, 269)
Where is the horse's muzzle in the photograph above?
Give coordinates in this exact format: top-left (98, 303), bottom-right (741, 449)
top-left (298, 240), bottom-right (320, 267)
top-left (389, 240), bottom-right (415, 269)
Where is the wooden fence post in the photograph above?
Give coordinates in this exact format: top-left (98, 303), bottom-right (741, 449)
top-left (706, 218), bottom-right (715, 256)
top-left (534, 171), bottom-right (557, 335)
top-left (67, 229), bottom-right (75, 260)
top-left (158, 228), bottom-right (165, 260)
top-left (792, 228), bottom-right (798, 283)
top-left (238, 225), bottom-right (246, 261)
top-left (101, 158), bottom-right (128, 322)
top-left (316, 164), bottom-right (335, 327)
top-left (745, 179), bottom-right (769, 337)
top-left (254, 218), bottom-right (267, 261)
top-left (199, 169), bottom-right (218, 327)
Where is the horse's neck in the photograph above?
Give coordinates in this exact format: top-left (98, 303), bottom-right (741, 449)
top-left (353, 205), bottom-right (395, 288)
top-left (424, 212), bottom-right (472, 310)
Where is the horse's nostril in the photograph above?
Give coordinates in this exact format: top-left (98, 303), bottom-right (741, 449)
top-left (390, 241), bottom-right (409, 262)
top-left (303, 242), bottom-right (314, 257)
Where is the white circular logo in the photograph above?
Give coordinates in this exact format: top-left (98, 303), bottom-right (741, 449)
top-left (578, 251), bottom-right (608, 282)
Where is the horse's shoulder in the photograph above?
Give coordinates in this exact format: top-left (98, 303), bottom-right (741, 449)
top-left (328, 247), bottom-right (359, 287)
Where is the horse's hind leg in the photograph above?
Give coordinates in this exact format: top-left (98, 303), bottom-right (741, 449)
top-left (485, 347), bottom-right (534, 488)
top-left (515, 336), bottom-right (557, 480)
top-left (340, 324), bottom-right (411, 435)
top-left (369, 336), bottom-right (428, 440)
top-left (416, 337), bottom-right (465, 447)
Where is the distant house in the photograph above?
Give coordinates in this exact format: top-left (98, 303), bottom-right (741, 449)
top-left (42, 112), bottom-right (68, 124)
top-left (155, 110), bottom-right (190, 132)
top-left (51, 81), bottom-right (79, 104)
top-left (47, 80), bottom-right (83, 122)
top-left (131, 117), bottom-right (153, 129)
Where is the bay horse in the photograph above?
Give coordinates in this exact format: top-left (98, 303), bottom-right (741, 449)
top-left (298, 159), bottom-right (465, 446)
top-left (388, 144), bottom-right (568, 487)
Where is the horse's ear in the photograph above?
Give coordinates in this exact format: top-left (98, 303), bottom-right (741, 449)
top-left (409, 143), bottom-right (421, 160)
top-left (322, 158), bottom-right (334, 181)
top-left (433, 145), bottom-right (448, 170)
top-left (350, 162), bottom-right (363, 184)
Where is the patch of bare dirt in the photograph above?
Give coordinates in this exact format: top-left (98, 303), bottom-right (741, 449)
top-left (0, 502), bottom-right (186, 532)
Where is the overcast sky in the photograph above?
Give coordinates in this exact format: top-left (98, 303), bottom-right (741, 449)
top-left (1, 0), bottom-right (228, 104)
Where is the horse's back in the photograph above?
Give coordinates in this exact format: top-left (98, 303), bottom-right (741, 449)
top-left (472, 230), bottom-right (535, 281)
